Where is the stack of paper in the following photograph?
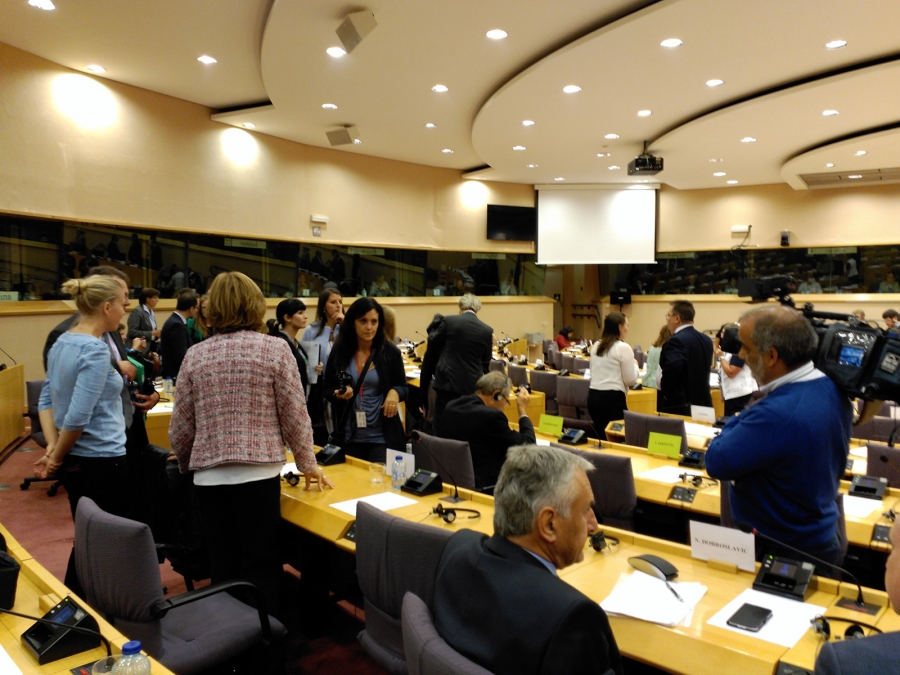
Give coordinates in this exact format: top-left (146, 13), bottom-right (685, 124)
top-left (636, 465), bottom-right (688, 484)
top-left (601, 571), bottom-right (707, 626)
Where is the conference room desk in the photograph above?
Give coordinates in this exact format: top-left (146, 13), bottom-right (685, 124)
top-left (0, 364), bottom-right (25, 454)
top-left (278, 459), bottom-right (894, 675)
top-left (145, 397), bottom-right (174, 450)
top-left (603, 417), bottom-right (717, 451)
top-left (0, 524), bottom-right (174, 675)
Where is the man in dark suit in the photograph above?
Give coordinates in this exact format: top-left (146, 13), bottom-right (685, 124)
top-left (161, 290), bottom-right (198, 380)
top-left (815, 519), bottom-right (900, 674)
top-left (658, 299), bottom-right (713, 415)
top-left (438, 371), bottom-right (535, 489)
top-left (420, 293), bottom-right (493, 434)
top-left (433, 444), bottom-right (623, 675)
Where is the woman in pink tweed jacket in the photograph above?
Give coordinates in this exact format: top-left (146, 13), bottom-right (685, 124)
top-left (170, 272), bottom-right (333, 618)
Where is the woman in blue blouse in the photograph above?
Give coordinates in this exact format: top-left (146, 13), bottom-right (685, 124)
top-left (302, 289), bottom-right (344, 444)
top-left (37, 274), bottom-right (131, 589)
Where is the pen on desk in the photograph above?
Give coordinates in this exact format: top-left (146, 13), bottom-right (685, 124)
top-left (666, 580), bottom-right (684, 603)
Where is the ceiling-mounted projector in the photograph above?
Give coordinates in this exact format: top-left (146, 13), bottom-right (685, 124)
top-left (628, 141), bottom-right (663, 175)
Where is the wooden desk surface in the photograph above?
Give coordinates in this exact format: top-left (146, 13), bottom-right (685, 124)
top-left (0, 524), bottom-right (175, 675)
top-left (0, 364), bottom-right (26, 453)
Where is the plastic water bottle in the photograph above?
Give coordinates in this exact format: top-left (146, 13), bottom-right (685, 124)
top-left (111, 641), bottom-right (151, 674)
top-left (391, 455), bottom-right (406, 490)
top-left (163, 377), bottom-right (173, 397)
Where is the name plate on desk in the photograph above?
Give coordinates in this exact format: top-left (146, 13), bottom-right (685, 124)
top-left (538, 414), bottom-right (564, 436)
top-left (691, 405), bottom-right (716, 424)
top-left (647, 432), bottom-right (682, 459)
top-left (690, 521), bottom-right (755, 572)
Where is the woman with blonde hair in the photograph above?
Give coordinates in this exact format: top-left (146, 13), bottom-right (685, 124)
top-left (170, 272), bottom-right (332, 617)
top-left (37, 274), bottom-right (131, 589)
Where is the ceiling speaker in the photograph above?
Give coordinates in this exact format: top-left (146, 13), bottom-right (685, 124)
top-left (326, 125), bottom-right (360, 147)
top-left (336, 11), bottom-right (377, 53)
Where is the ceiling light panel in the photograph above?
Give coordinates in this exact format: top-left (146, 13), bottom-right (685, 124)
top-left (486, 29), bottom-right (507, 40)
top-left (562, 85), bottom-right (581, 93)
top-left (432, 84), bottom-right (448, 92)
top-left (326, 47), bottom-right (346, 58)
top-left (825, 40), bottom-right (847, 50)
top-left (660, 38), bottom-right (683, 48)
top-left (197, 55), bottom-right (217, 64)
top-left (706, 79), bottom-right (724, 87)
top-left (637, 109), bottom-right (652, 117)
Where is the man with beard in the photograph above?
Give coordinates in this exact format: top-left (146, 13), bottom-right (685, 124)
top-left (705, 306), bottom-right (852, 574)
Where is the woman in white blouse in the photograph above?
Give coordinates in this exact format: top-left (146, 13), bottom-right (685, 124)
top-left (588, 312), bottom-right (638, 438)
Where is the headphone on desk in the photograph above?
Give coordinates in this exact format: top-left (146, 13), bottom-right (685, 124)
top-left (678, 472), bottom-right (718, 488)
top-left (811, 614), bottom-right (881, 641)
top-left (432, 503), bottom-right (481, 523)
top-left (590, 531), bottom-right (620, 552)
top-left (282, 471), bottom-right (300, 487)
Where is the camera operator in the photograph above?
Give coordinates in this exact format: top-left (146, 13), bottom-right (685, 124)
top-left (705, 305), bottom-right (852, 574)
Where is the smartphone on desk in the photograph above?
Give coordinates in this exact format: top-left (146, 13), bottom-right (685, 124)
top-left (726, 603), bottom-right (773, 632)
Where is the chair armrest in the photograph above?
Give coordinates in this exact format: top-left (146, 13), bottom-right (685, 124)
top-left (151, 581), bottom-right (274, 641)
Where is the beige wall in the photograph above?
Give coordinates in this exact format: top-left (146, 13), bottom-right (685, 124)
top-left (0, 43), bottom-right (534, 253)
top-left (1, 296), bottom-right (554, 383)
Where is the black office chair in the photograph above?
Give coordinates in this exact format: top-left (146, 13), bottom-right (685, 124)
top-left (555, 445), bottom-right (637, 530)
top-left (556, 377), bottom-right (593, 432)
top-left (410, 430), bottom-right (477, 491)
top-left (507, 364), bottom-right (528, 388)
top-left (623, 411), bottom-right (689, 455)
top-left (20, 380), bottom-right (63, 496)
top-left (529, 370), bottom-right (559, 416)
top-left (866, 442), bottom-right (900, 488)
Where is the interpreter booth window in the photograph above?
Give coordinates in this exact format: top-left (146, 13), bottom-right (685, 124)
top-left (0, 215), bottom-right (63, 301)
top-left (186, 234), bottom-right (299, 298)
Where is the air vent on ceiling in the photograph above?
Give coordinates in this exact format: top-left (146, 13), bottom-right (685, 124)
top-left (800, 167), bottom-right (900, 189)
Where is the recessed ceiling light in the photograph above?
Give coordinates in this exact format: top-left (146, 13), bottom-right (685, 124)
top-left (604, 133), bottom-right (619, 140)
top-left (322, 103), bottom-right (338, 109)
top-left (709, 158), bottom-right (723, 163)
top-left (726, 180), bottom-right (739, 184)
top-left (85, 64), bottom-right (106, 73)
top-left (660, 38), bottom-right (683, 48)
top-left (442, 148), bottom-right (453, 154)
top-left (28, 0), bottom-right (55, 9)
top-left (512, 145), bottom-right (526, 151)
top-left (741, 137), bottom-right (756, 143)
top-left (486, 29), bottom-right (508, 40)
top-left (326, 47), bottom-right (347, 58)
top-left (855, 150), bottom-right (867, 156)
top-left (522, 120), bottom-right (535, 127)
top-left (706, 79), bottom-right (724, 87)
top-left (822, 109), bottom-right (839, 116)
top-left (825, 163), bottom-right (834, 168)
top-left (637, 180), bottom-right (650, 183)
top-left (432, 84), bottom-right (449, 93)
top-left (848, 174), bottom-right (862, 179)
top-left (825, 40), bottom-right (847, 50)
top-left (608, 165), bottom-right (620, 170)
top-left (425, 123), bottom-right (436, 128)
top-left (526, 164), bottom-right (538, 168)
top-left (713, 172), bottom-right (726, 177)
top-left (242, 123), bottom-right (256, 129)
top-left (197, 55), bottom-right (217, 65)
top-left (637, 110), bottom-right (652, 117)
top-left (563, 85), bottom-right (582, 94)
top-left (554, 177), bottom-right (565, 181)
top-left (353, 139), bottom-right (362, 144)
top-left (596, 153), bottom-right (611, 157)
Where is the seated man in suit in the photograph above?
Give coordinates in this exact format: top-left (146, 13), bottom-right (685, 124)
top-left (433, 444), bottom-right (623, 675)
top-left (658, 299), bottom-right (713, 415)
top-left (815, 518), bottom-right (900, 674)
top-left (437, 371), bottom-right (535, 490)
top-left (161, 290), bottom-right (198, 380)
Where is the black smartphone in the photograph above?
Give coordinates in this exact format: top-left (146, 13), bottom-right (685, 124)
top-left (726, 603), bottom-right (773, 632)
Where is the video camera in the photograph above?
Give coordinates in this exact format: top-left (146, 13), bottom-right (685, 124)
top-left (719, 275), bottom-right (900, 406)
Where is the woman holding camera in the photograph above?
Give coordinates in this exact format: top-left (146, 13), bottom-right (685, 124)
top-left (587, 312), bottom-right (639, 438)
top-left (324, 297), bottom-right (408, 463)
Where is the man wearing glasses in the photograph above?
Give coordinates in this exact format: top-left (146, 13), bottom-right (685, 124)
top-left (438, 371), bottom-right (534, 491)
top-left (658, 300), bottom-right (713, 415)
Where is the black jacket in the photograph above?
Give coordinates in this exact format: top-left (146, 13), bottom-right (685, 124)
top-left (658, 325), bottom-right (713, 415)
top-left (438, 394), bottom-right (535, 488)
top-left (420, 311), bottom-right (493, 400)
top-left (160, 313), bottom-right (193, 380)
top-left (434, 531), bottom-right (623, 675)
top-left (271, 330), bottom-right (310, 394)
top-left (323, 342), bottom-right (408, 450)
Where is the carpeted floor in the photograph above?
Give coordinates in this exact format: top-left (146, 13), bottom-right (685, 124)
top-left (0, 436), bottom-right (388, 674)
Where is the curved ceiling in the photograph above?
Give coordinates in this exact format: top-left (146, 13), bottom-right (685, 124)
top-left (2, 0), bottom-right (899, 191)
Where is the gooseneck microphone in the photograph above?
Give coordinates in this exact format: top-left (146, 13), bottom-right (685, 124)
top-left (737, 523), bottom-right (869, 608)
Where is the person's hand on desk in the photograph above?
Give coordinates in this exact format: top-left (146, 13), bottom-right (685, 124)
top-left (304, 466), bottom-right (335, 491)
top-left (133, 390), bottom-right (160, 412)
top-left (382, 389), bottom-right (401, 418)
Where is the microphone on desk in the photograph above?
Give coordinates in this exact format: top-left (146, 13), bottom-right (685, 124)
top-left (0, 603), bottom-right (112, 656)
top-left (737, 523), bottom-right (871, 610)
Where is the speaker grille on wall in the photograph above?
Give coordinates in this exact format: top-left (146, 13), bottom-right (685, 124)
top-left (336, 11), bottom-right (378, 53)
top-left (326, 125), bottom-right (360, 147)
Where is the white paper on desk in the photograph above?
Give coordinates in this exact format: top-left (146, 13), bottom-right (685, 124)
top-left (709, 373), bottom-right (720, 388)
top-left (406, 369), bottom-right (421, 379)
top-left (707, 588), bottom-right (825, 648)
top-left (842, 494), bottom-right (883, 518)
top-left (301, 342), bottom-right (320, 384)
top-left (600, 571), bottom-right (707, 627)
top-left (636, 465), bottom-right (687, 484)
top-left (684, 421), bottom-right (720, 439)
top-left (536, 439), bottom-right (551, 446)
top-left (849, 446), bottom-right (867, 458)
top-left (0, 644), bottom-right (22, 675)
top-left (691, 406), bottom-right (717, 424)
top-left (330, 492), bottom-right (418, 515)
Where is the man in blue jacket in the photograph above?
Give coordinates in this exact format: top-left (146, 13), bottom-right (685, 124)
top-left (706, 306), bottom-right (852, 572)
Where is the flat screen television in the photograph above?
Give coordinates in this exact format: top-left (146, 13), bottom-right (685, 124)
top-left (486, 204), bottom-right (537, 241)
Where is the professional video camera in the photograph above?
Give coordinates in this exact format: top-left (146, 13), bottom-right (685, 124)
top-left (719, 275), bottom-right (900, 411)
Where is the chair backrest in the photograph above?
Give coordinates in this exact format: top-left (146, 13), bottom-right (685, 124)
top-left (550, 349), bottom-right (564, 370)
top-left (561, 354), bottom-right (576, 373)
top-left (401, 593), bottom-right (494, 675)
top-left (356, 504), bottom-right (454, 672)
top-left (853, 416), bottom-right (897, 443)
top-left (835, 493), bottom-right (848, 568)
top-left (542, 339), bottom-right (554, 359)
top-left (877, 401), bottom-right (896, 418)
top-left (573, 357), bottom-right (589, 375)
top-left (26, 380), bottom-right (47, 446)
top-left (488, 360), bottom-right (506, 374)
top-left (411, 430), bottom-right (476, 490)
top-left (528, 370), bottom-right (558, 415)
top-left (719, 479), bottom-right (734, 528)
top-left (74, 498), bottom-right (166, 654)
top-left (866, 443), bottom-right (900, 488)
top-left (633, 346), bottom-right (645, 368)
top-left (507, 364), bottom-right (528, 388)
top-left (623, 411), bottom-right (689, 455)
top-left (555, 446), bottom-right (637, 530)
top-left (555, 377), bottom-right (592, 430)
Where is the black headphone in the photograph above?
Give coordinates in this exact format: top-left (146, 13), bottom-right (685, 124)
top-left (492, 391), bottom-right (504, 402)
top-left (282, 471), bottom-right (300, 487)
top-left (679, 472), bottom-right (718, 488)
top-left (811, 614), bottom-right (882, 641)
top-left (590, 531), bottom-right (620, 552)
top-left (432, 503), bottom-right (481, 523)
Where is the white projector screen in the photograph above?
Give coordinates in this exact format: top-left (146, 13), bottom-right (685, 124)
top-left (536, 185), bottom-right (657, 265)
